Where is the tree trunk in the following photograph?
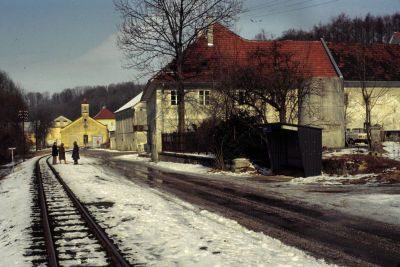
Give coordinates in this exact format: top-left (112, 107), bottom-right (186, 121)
top-left (177, 55), bottom-right (185, 134)
top-left (279, 108), bottom-right (287, 123)
top-left (365, 99), bottom-right (372, 150)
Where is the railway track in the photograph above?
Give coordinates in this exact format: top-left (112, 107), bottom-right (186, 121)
top-left (34, 156), bottom-right (131, 267)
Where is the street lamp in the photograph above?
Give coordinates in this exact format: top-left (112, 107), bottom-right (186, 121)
top-left (18, 110), bottom-right (29, 161)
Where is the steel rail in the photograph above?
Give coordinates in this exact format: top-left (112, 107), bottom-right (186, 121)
top-left (35, 156), bottom-right (59, 267)
top-left (45, 158), bottom-right (130, 267)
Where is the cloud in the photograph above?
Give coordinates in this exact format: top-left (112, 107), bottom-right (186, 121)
top-left (18, 32), bottom-right (142, 92)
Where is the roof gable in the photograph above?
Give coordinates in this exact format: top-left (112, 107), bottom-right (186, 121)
top-left (53, 115), bottom-right (71, 123)
top-left (60, 116), bottom-right (107, 133)
top-left (94, 107), bottom-right (115, 120)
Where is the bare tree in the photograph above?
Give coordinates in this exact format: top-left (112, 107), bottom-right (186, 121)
top-left (114, 0), bottom-right (242, 134)
top-left (217, 41), bottom-right (312, 124)
top-left (353, 46), bottom-right (389, 150)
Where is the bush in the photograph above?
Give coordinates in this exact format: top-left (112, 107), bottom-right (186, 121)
top-left (197, 114), bottom-right (267, 169)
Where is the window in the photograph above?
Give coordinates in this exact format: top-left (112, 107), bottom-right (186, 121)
top-left (199, 90), bottom-right (210, 105)
top-left (171, 90), bottom-right (180, 105)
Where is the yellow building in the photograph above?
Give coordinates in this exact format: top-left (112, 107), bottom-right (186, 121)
top-left (45, 115), bottom-right (72, 146)
top-left (60, 100), bottom-right (109, 148)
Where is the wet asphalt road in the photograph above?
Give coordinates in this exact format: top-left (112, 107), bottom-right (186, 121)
top-left (83, 150), bottom-right (400, 267)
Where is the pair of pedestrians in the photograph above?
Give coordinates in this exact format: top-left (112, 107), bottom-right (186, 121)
top-left (52, 141), bottom-right (80, 165)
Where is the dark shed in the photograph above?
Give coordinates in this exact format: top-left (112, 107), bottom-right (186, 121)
top-left (262, 123), bottom-right (322, 177)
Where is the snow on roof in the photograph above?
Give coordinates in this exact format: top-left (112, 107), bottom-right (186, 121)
top-left (115, 92), bottom-right (143, 113)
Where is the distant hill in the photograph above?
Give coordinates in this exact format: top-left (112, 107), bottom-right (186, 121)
top-left (26, 82), bottom-right (144, 121)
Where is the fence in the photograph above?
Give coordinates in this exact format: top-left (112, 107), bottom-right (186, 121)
top-left (161, 132), bottom-right (211, 153)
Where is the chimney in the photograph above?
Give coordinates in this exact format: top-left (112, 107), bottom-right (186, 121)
top-left (207, 17), bottom-right (214, 47)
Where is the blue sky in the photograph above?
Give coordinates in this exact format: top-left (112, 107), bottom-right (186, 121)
top-left (0, 0), bottom-right (399, 93)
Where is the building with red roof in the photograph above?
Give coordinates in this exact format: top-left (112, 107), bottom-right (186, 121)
top-left (326, 42), bottom-right (400, 135)
top-left (143, 23), bottom-right (346, 154)
top-left (389, 32), bottom-right (400, 44)
top-left (94, 106), bottom-right (116, 132)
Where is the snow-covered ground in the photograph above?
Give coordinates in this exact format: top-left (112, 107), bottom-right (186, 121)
top-left (0, 155), bottom-right (334, 266)
top-left (1, 141), bottom-right (399, 265)
top-left (0, 158), bottom-right (38, 266)
top-left (114, 145), bottom-right (400, 226)
top-left (53, 156), bottom-right (333, 266)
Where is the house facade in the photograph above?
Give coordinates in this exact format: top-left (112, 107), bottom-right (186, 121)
top-left (60, 100), bottom-right (108, 148)
top-left (115, 92), bottom-right (147, 151)
top-left (327, 42), bottom-right (400, 138)
top-left (143, 23), bottom-right (345, 156)
top-left (45, 115), bottom-right (72, 146)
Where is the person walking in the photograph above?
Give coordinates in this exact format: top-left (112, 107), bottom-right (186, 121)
top-left (51, 142), bottom-right (58, 164)
top-left (72, 141), bottom-right (80, 165)
top-left (58, 143), bottom-right (67, 164)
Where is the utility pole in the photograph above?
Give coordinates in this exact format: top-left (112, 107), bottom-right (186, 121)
top-left (18, 110), bottom-right (29, 161)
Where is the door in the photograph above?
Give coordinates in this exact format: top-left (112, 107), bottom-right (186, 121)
top-left (92, 136), bottom-right (103, 148)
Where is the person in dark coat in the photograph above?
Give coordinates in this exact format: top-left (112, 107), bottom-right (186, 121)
top-left (51, 142), bottom-right (58, 165)
top-left (58, 143), bottom-right (67, 164)
top-left (72, 141), bottom-right (80, 165)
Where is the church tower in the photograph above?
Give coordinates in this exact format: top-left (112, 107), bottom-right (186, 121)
top-left (81, 98), bottom-right (89, 119)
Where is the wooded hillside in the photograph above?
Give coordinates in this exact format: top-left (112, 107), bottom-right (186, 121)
top-left (279, 12), bottom-right (400, 43)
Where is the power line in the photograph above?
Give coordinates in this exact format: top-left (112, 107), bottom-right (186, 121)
top-left (242, 0), bottom-right (341, 19)
top-left (243, 0), bottom-right (293, 14)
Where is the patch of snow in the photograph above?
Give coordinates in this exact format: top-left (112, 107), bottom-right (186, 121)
top-left (323, 147), bottom-right (368, 158)
top-left (114, 154), bottom-right (260, 177)
top-left (162, 151), bottom-right (216, 159)
top-left (90, 148), bottom-right (132, 153)
top-left (383, 141), bottom-right (400, 160)
top-left (290, 173), bottom-right (376, 185)
top-left (114, 92), bottom-right (143, 113)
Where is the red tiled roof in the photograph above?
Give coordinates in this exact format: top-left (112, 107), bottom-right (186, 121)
top-left (94, 106), bottom-right (115, 120)
top-left (327, 42), bottom-right (400, 81)
top-left (154, 23), bottom-right (337, 82)
top-left (395, 32), bottom-right (400, 38)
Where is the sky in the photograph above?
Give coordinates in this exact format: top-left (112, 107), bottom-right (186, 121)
top-left (0, 0), bottom-right (399, 93)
